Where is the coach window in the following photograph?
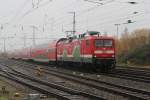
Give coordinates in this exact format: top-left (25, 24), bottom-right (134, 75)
top-left (86, 40), bottom-right (90, 48)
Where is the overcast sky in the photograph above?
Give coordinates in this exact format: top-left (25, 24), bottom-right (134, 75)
top-left (0, 0), bottom-right (150, 51)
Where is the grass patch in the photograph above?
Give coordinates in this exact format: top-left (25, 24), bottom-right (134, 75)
top-left (0, 97), bottom-right (8, 100)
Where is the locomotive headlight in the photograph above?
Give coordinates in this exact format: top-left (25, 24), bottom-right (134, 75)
top-left (106, 50), bottom-right (114, 53)
top-left (112, 55), bottom-right (115, 57)
top-left (94, 50), bottom-right (103, 54)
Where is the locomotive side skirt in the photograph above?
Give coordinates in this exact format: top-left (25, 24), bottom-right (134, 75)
top-left (57, 54), bottom-right (93, 63)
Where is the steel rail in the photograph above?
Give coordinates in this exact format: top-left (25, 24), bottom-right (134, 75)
top-left (1, 59), bottom-right (150, 99)
top-left (1, 61), bottom-right (150, 100)
top-left (0, 64), bottom-right (106, 100)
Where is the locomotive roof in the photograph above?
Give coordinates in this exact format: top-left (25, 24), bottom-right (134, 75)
top-left (84, 31), bottom-right (100, 35)
top-left (83, 35), bottom-right (114, 40)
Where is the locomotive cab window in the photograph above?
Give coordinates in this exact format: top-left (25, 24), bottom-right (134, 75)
top-left (104, 40), bottom-right (113, 47)
top-left (95, 40), bottom-right (103, 48)
top-left (95, 39), bottom-right (113, 48)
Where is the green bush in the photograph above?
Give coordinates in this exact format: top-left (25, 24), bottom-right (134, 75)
top-left (118, 44), bottom-right (150, 65)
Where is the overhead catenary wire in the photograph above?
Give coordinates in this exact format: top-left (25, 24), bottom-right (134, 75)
top-left (8, 0), bottom-right (31, 24)
top-left (56, 0), bottom-right (139, 28)
top-left (1, 0), bottom-right (150, 49)
top-left (3, 0), bottom-right (149, 31)
top-left (16, 0), bottom-right (53, 23)
top-left (8, 0), bottom-right (116, 33)
top-left (17, 0), bottom-right (79, 23)
top-left (16, 0), bottom-right (115, 28)
top-left (45, 0), bottom-right (141, 28)
top-left (115, 0), bottom-right (150, 5)
top-left (5, 0), bottom-right (150, 28)
top-left (59, 10), bottom-right (149, 29)
top-left (76, 11), bottom-right (150, 31)
top-left (51, 0), bottom-right (116, 29)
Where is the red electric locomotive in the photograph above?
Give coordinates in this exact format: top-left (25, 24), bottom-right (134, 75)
top-left (10, 31), bottom-right (116, 72)
top-left (56, 31), bottom-right (116, 71)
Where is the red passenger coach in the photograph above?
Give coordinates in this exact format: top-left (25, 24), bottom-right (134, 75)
top-left (30, 41), bottom-right (57, 63)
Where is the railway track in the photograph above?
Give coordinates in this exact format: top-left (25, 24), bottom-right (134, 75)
top-left (115, 67), bottom-right (150, 77)
top-left (8, 58), bottom-right (150, 83)
top-left (0, 62), bottom-right (106, 100)
top-left (117, 66), bottom-right (150, 72)
top-left (1, 59), bottom-right (150, 100)
top-left (0, 71), bottom-right (80, 100)
top-left (39, 67), bottom-right (150, 100)
top-left (109, 68), bottom-right (150, 83)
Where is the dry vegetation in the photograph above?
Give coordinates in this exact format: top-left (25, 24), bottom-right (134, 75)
top-left (116, 28), bottom-right (150, 65)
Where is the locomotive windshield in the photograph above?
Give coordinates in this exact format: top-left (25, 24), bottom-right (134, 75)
top-left (95, 40), bottom-right (103, 48)
top-left (104, 40), bottom-right (113, 47)
top-left (95, 39), bottom-right (113, 48)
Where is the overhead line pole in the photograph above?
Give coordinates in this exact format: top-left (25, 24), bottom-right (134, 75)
top-left (23, 33), bottom-right (26, 48)
top-left (0, 37), bottom-right (13, 54)
top-left (73, 12), bottom-right (76, 36)
top-left (30, 25), bottom-right (37, 47)
top-left (21, 26), bottom-right (27, 48)
top-left (32, 26), bottom-right (36, 47)
top-left (3, 38), bottom-right (6, 53)
top-left (69, 12), bottom-right (76, 36)
top-left (114, 24), bottom-right (120, 39)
